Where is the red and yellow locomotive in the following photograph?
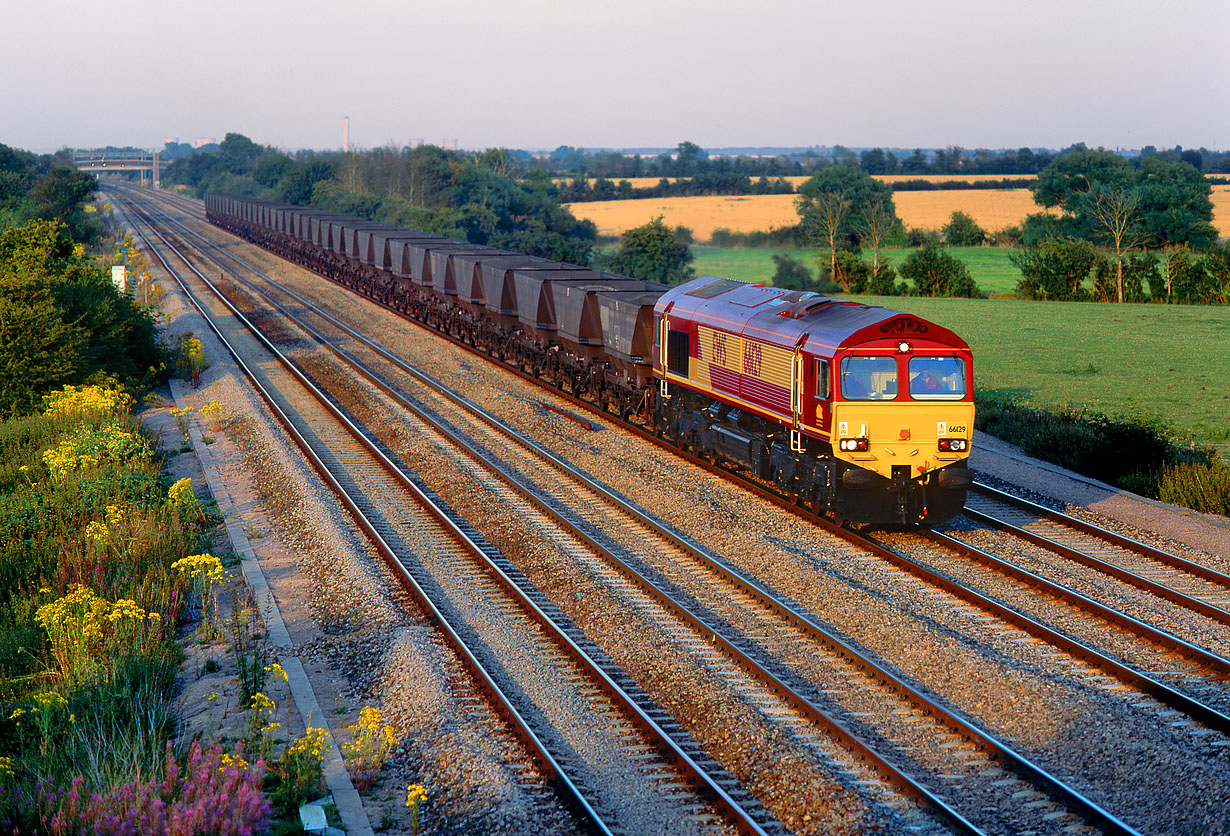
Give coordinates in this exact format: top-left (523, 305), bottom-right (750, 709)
top-left (653, 277), bottom-right (974, 525)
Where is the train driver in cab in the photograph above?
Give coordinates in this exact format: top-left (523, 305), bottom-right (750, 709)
top-left (909, 356), bottom-right (965, 398)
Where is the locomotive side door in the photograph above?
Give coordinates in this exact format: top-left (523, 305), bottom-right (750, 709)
top-left (789, 333), bottom-right (809, 452)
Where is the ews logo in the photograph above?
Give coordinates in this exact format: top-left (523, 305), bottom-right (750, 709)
top-left (742, 342), bottom-right (763, 377)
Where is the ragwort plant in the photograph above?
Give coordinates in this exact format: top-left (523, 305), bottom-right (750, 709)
top-left (0, 382), bottom-right (226, 831)
top-left (341, 706), bottom-right (398, 790)
top-left (272, 727), bottom-right (331, 817)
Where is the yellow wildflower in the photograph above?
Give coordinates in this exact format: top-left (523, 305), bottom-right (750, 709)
top-left (84, 521), bottom-right (109, 543)
top-left (406, 784), bottom-right (427, 808)
top-left (42, 384), bottom-right (132, 421)
top-left (32, 691), bottom-right (68, 712)
top-left (171, 553), bottom-right (223, 583)
top-left (288, 727), bottom-right (330, 760)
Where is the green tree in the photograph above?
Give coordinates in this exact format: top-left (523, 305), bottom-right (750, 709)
top-left (1010, 239), bottom-right (1102, 301)
top-left (1201, 244), bottom-right (1230, 305)
top-left (1081, 184), bottom-right (1147, 302)
top-left (0, 220), bottom-right (164, 414)
top-left (796, 166), bottom-right (897, 287)
top-left (27, 167), bottom-right (98, 242)
top-left (1135, 158), bottom-right (1218, 249)
top-left (855, 199), bottom-right (899, 278)
top-left (1030, 149), bottom-right (1135, 215)
top-left (803, 193), bottom-right (851, 287)
top-left (0, 280), bottom-right (86, 415)
top-left (1029, 149), bottom-right (1215, 251)
top-left (770, 253), bottom-right (814, 290)
top-left (607, 216), bottom-right (694, 285)
top-left (941, 210), bottom-right (987, 246)
top-left (899, 245), bottom-right (980, 298)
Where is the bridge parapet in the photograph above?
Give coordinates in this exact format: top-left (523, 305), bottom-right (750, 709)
top-left (72, 149), bottom-right (160, 183)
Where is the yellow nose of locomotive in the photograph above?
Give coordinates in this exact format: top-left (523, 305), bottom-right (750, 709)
top-left (832, 402), bottom-right (974, 479)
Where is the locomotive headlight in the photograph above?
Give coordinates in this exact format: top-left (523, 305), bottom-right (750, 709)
top-left (938, 438), bottom-right (968, 452)
top-left (840, 438), bottom-right (870, 452)
top-left (897, 341), bottom-right (911, 354)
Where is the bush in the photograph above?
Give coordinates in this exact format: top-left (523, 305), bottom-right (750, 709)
top-left (1010, 238), bottom-right (1101, 301)
top-left (973, 389), bottom-right (1226, 514)
top-left (942, 211), bottom-right (987, 246)
top-left (899, 244), bottom-right (980, 297)
top-left (770, 253), bottom-right (814, 290)
top-left (606, 216), bottom-right (694, 285)
top-left (993, 223), bottom-right (1025, 247)
top-left (905, 226), bottom-right (943, 247)
top-left (0, 221), bottom-right (166, 417)
top-left (708, 225), bottom-right (803, 247)
top-left (975, 392), bottom-right (1166, 484)
top-left (1093, 253), bottom-right (1153, 302)
top-left (1159, 462), bottom-right (1230, 516)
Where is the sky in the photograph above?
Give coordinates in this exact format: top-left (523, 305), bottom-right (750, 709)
top-left (5, 0), bottom-right (1228, 155)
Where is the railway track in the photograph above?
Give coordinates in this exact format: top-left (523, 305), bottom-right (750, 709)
top-left (113, 191), bottom-right (774, 836)
top-left (964, 483), bottom-right (1230, 621)
top-left (103, 188), bottom-right (1220, 836)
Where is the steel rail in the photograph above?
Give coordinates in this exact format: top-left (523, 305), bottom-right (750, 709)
top-left (113, 192), bottom-right (773, 836)
top-left (966, 484), bottom-right (1230, 621)
top-left (970, 482), bottom-right (1230, 587)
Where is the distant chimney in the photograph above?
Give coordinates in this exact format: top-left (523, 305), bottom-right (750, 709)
top-left (343, 116), bottom-right (350, 152)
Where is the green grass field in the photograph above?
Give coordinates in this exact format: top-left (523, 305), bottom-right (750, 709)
top-left (692, 245), bottom-right (1022, 295)
top-left (844, 295), bottom-right (1230, 458)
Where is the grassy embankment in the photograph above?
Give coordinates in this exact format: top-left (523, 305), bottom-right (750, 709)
top-left (0, 383), bottom-right (274, 832)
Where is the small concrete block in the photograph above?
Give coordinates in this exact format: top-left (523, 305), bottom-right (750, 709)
top-left (299, 803), bottom-right (327, 833)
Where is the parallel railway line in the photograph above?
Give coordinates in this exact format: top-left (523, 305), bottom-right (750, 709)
top-left (112, 186), bottom-right (1230, 835)
top-left (113, 190), bottom-right (769, 836)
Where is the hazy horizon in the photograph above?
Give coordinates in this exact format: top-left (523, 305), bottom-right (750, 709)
top-left (5, 0), bottom-right (1227, 155)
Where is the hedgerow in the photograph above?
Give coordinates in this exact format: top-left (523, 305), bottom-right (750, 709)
top-left (974, 388), bottom-right (1229, 515)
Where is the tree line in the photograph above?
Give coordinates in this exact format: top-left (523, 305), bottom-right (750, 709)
top-left (772, 147), bottom-right (1228, 305)
top-left (0, 144), bottom-right (103, 244)
top-left (530, 140), bottom-right (1230, 181)
top-left (164, 134), bottom-right (599, 266)
top-left (0, 144), bottom-right (165, 416)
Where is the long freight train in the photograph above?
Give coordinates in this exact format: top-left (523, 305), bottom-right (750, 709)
top-left (205, 193), bottom-right (974, 525)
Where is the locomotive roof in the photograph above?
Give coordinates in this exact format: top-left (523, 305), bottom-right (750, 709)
top-left (658, 276), bottom-right (969, 355)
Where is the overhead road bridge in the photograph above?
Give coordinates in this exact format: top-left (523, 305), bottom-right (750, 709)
top-left (72, 149), bottom-right (160, 185)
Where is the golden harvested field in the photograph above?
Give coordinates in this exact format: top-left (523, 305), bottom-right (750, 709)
top-left (1212, 186), bottom-right (1230, 236)
top-left (567, 190), bottom-right (1048, 239)
top-left (567, 195), bottom-right (798, 238)
top-left (894, 189), bottom-right (1049, 231)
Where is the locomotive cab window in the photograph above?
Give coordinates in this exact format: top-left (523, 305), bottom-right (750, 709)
top-left (667, 329), bottom-right (690, 377)
top-left (815, 359), bottom-right (831, 399)
top-left (840, 356), bottom-right (897, 400)
top-left (908, 356), bottom-right (966, 399)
